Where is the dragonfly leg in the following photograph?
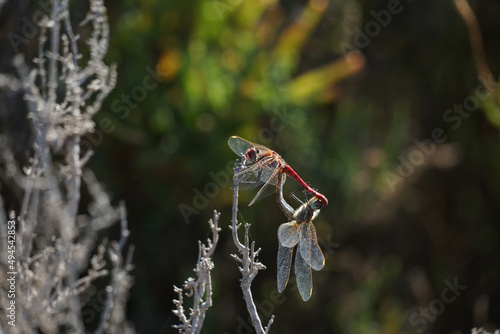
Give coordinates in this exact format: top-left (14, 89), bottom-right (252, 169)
top-left (289, 182), bottom-right (313, 204)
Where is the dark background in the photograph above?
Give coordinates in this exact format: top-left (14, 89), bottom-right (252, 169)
top-left (1, 0), bottom-right (500, 333)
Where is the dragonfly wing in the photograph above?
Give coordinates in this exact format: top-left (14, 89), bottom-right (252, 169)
top-left (277, 244), bottom-right (293, 293)
top-left (228, 136), bottom-right (255, 156)
top-left (299, 223), bottom-right (325, 271)
top-left (278, 222), bottom-right (300, 248)
top-left (232, 163), bottom-right (266, 190)
top-left (294, 247), bottom-right (313, 301)
top-left (232, 157), bottom-right (278, 193)
top-left (248, 181), bottom-right (277, 205)
top-left (247, 165), bottom-right (279, 206)
top-left (228, 136), bottom-right (272, 157)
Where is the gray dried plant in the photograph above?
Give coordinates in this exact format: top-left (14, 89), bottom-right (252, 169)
top-left (0, 0), bottom-right (134, 333)
top-left (172, 164), bottom-right (274, 334)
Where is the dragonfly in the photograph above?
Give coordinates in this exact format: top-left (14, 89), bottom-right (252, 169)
top-left (228, 136), bottom-right (328, 206)
top-left (275, 173), bottom-right (325, 301)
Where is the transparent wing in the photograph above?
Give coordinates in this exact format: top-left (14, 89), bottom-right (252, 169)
top-left (247, 166), bottom-right (280, 206)
top-left (228, 136), bottom-right (286, 205)
top-left (294, 247), bottom-right (313, 301)
top-left (299, 223), bottom-right (325, 271)
top-left (278, 222), bottom-right (300, 248)
top-left (231, 157), bottom-right (275, 189)
top-left (277, 244), bottom-right (293, 293)
top-left (231, 158), bottom-right (280, 204)
top-left (228, 136), bottom-right (272, 157)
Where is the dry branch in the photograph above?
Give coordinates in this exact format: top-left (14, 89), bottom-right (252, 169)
top-left (0, 1), bottom-right (134, 333)
top-left (230, 164), bottom-right (274, 334)
top-left (172, 210), bottom-right (221, 334)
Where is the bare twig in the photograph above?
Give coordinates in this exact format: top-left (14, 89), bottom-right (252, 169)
top-left (172, 210), bottom-right (221, 334)
top-left (230, 164), bottom-right (274, 334)
top-left (0, 0), bottom-right (133, 333)
top-left (95, 202), bottom-right (134, 334)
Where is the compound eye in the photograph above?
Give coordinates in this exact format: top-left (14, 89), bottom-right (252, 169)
top-left (312, 198), bottom-right (325, 210)
top-left (246, 149), bottom-right (257, 162)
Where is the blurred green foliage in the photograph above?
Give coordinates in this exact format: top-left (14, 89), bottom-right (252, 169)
top-left (84, 0), bottom-right (500, 332)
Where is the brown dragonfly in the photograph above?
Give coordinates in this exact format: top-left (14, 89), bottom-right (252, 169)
top-left (275, 173), bottom-right (325, 301)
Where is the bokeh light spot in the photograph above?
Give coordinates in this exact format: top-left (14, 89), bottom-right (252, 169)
top-left (196, 113), bottom-right (216, 132)
top-left (189, 38), bottom-right (207, 59)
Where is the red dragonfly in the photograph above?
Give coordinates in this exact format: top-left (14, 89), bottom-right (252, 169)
top-left (275, 174), bottom-right (325, 301)
top-left (228, 136), bottom-right (328, 206)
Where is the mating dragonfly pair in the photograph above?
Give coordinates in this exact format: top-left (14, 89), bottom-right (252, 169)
top-left (228, 136), bottom-right (327, 301)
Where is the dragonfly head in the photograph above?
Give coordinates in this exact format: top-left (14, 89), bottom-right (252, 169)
top-left (245, 147), bottom-right (268, 163)
top-left (313, 194), bottom-right (328, 208)
top-left (245, 147), bottom-right (275, 164)
top-left (245, 148), bottom-right (259, 162)
top-left (309, 196), bottom-right (326, 210)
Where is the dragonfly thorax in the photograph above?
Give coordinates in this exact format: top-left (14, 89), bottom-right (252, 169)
top-left (293, 199), bottom-right (321, 222)
top-left (245, 147), bottom-right (276, 163)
